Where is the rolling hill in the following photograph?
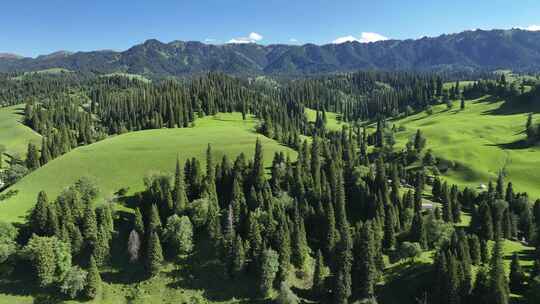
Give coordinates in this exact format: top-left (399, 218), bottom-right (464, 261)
top-left (2, 29), bottom-right (540, 77)
top-left (0, 113), bottom-right (297, 222)
top-left (392, 95), bottom-right (540, 198)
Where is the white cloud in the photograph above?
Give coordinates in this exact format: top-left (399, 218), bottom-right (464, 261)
top-left (289, 38), bottom-right (298, 43)
top-left (333, 32), bottom-right (388, 44)
top-left (525, 25), bottom-right (540, 31)
top-left (204, 38), bottom-right (217, 43)
top-left (359, 32), bottom-right (389, 43)
top-left (228, 32), bottom-right (263, 44)
top-left (333, 35), bottom-right (359, 44)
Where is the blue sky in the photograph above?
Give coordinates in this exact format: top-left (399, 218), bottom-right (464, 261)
top-left (1, 0), bottom-right (539, 57)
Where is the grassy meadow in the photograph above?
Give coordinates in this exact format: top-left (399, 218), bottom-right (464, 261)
top-left (391, 96), bottom-right (540, 198)
top-left (0, 112), bottom-right (296, 222)
top-left (0, 104), bottom-right (41, 167)
top-left (305, 108), bottom-right (346, 131)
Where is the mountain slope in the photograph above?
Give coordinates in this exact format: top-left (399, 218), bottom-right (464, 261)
top-left (2, 29), bottom-right (540, 77)
top-left (0, 113), bottom-right (296, 222)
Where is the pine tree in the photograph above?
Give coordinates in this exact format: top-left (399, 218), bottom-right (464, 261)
top-left (471, 267), bottom-right (490, 303)
top-left (252, 138), bottom-right (265, 189)
top-left (277, 218), bottom-right (291, 284)
top-left (489, 239), bottom-right (509, 304)
top-left (133, 207), bottom-right (145, 235)
top-left (334, 209), bottom-right (352, 304)
top-left (468, 234), bottom-right (481, 265)
top-left (259, 248), bottom-right (279, 297)
top-left (324, 193), bottom-right (337, 259)
top-left (148, 204), bottom-right (162, 232)
top-left (291, 207), bottom-right (308, 269)
top-left (231, 235), bottom-right (245, 276)
top-left (410, 211), bottom-right (427, 249)
top-left (383, 205), bottom-right (396, 250)
top-left (82, 204), bottom-right (98, 255)
top-left (146, 231), bottom-right (164, 277)
top-left (85, 255), bottom-right (101, 299)
top-left (30, 191), bottom-right (49, 235)
top-left (355, 221), bottom-right (378, 299)
top-left (26, 142), bottom-right (40, 170)
top-left (312, 249), bottom-right (326, 297)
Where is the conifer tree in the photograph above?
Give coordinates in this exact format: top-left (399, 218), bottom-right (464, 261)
top-left (355, 221), bottom-right (377, 300)
top-left (468, 234), bottom-right (481, 265)
top-left (334, 208), bottom-right (352, 304)
top-left (259, 248), bottom-right (279, 297)
top-left (312, 249), bottom-right (326, 297)
top-left (324, 193), bottom-right (337, 259)
top-left (82, 204), bottom-right (98, 254)
top-left (148, 203), bottom-right (162, 232)
top-left (26, 142), bottom-right (40, 170)
top-left (471, 267), bottom-right (490, 303)
top-left (410, 211), bottom-right (427, 249)
top-left (85, 255), bottom-right (101, 299)
top-left (489, 239), bottom-right (509, 304)
top-left (277, 218), bottom-right (291, 284)
top-left (232, 235), bottom-right (245, 276)
top-left (291, 206), bottom-right (308, 269)
top-left (146, 231), bottom-right (164, 277)
top-left (30, 191), bottom-right (49, 235)
top-left (252, 138), bottom-right (265, 189)
top-left (133, 207), bottom-right (145, 235)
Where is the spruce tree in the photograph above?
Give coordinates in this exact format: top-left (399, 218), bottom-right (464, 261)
top-left (277, 218), bottom-right (291, 284)
top-left (146, 231), bottom-right (164, 277)
top-left (30, 191), bottom-right (49, 235)
top-left (133, 207), bottom-right (145, 235)
top-left (410, 211), bottom-right (427, 249)
top-left (312, 249), bottom-right (326, 297)
top-left (291, 207), bottom-right (308, 269)
top-left (355, 221), bottom-right (377, 299)
top-left (259, 248), bottom-right (279, 297)
top-left (82, 204), bottom-right (98, 254)
top-left (232, 235), bottom-right (245, 276)
top-left (334, 209), bottom-right (352, 304)
top-left (85, 255), bottom-right (101, 299)
top-left (489, 239), bottom-right (509, 304)
top-left (252, 138), bottom-right (265, 189)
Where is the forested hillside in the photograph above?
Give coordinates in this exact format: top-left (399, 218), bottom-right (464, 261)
top-left (0, 70), bottom-right (540, 304)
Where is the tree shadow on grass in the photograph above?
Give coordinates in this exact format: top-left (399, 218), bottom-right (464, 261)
top-left (480, 94), bottom-right (540, 116)
top-left (100, 209), bottom-right (147, 285)
top-left (377, 262), bottom-right (432, 304)
top-left (486, 139), bottom-right (534, 150)
top-left (165, 238), bottom-right (262, 302)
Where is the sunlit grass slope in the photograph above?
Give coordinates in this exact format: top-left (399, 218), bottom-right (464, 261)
top-left (305, 108), bottom-right (345, 131)
top-left (0, 113), bottom-right (296, 222)
top-left (392, 96), bottom-right (540, 198)
top-left (0, 104), bottom-right (41, 166)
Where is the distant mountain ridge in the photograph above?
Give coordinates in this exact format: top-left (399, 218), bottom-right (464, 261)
top-left (2, 29), bottom-right (540, 77)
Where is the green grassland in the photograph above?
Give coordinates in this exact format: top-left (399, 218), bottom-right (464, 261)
top-left (100, 72), bottom-right (151, 83)
top-left (0, 113), bottom-right (296, 222)
top-left (392, 96), bottom-right (540, 198)
top-left (0, 104), bottom-right (41, 167)
top-left (305, 108), bottom-right (345, 131)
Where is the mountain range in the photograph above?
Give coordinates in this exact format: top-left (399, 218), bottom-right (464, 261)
top-left (2, 29), bottom-right (540, 77)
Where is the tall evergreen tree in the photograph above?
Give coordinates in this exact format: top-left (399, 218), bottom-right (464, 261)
top-left (85, 255), bottom-right (101, 299)
top-left (489, 239), bottom-right (509, 304)
top-left (146, 231), bottom-right (164, 277)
